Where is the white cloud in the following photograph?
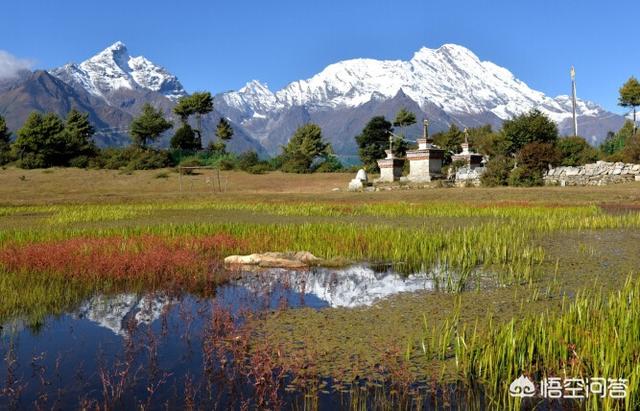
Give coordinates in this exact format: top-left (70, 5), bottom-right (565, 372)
top-left (0, 50), bottom-right (34, 79)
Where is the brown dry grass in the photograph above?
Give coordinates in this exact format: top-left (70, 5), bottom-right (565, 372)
top-left (1, 166), bottom-right (640, 206)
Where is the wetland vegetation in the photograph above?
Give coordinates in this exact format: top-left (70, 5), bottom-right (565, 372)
top-left (0, 168), bottom-right (639, 409)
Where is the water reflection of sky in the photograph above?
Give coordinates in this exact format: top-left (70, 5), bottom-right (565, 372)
top-left (0, 265), bottom-right (457, 409)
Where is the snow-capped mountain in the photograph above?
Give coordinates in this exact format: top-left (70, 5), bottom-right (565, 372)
top-left (217, 44), bottom-right (624, 150)
top-left (51, 41), bottom-right (187, 103)
top-left (37, 42), bottom-right (266, 153)
top-left (0, 42), bottom-right (625, 154)
top-left (77, 293), bottom-right (173, 336)
top-left (234, 266), bottom-right (435, 308)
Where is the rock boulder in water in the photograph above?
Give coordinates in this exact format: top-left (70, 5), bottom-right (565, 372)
top-left (224, 251), bottom-right (321, 268)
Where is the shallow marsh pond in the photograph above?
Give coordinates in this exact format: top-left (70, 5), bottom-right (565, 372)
top-left (0, 265), bottom-right (472, 409)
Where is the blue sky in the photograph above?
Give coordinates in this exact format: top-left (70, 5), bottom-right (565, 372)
top-left (1, 0), bottom-right (636, 113)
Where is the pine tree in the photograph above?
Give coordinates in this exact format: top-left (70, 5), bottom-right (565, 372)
top-left (130, 104), bottom-right (173, 148)
top-left (355, 116), bottom-right (393, 172)
top-left (393, 107), bottom-right (417, 137)
top-left (12, 112), bottom-right (66, 168)
top-left (280, 123), bottom-right (332, 173)
top-left (63, 109), bottom-right (96, 160)
top-left (433, 124), bottom-right (465, 163)
top-left (601, 120), bottom-right (636, 157)
top-left (215, 118), bottom-right (234, 141)
top-left (173, 98), bottom-right (195, 124)
top-left (190, 92), bottom-right (214, 149)
top-left (0, 115), bottom-right (12, 165)
top-left (172, 91), bottom-right (213, 149)
top-left (170, 124), bottom-right (199, 151)
top-left (619, 77), bottom-right (640, 134)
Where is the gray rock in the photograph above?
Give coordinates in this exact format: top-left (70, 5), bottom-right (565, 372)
top-left (224, 251), bottom-right (321, 269)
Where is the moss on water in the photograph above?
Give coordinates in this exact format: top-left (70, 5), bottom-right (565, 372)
top-left (254, 228), bottom-right (640, 383)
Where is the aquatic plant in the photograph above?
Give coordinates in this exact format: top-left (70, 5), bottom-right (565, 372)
top-left (448, 275), bottom-right (639, 410)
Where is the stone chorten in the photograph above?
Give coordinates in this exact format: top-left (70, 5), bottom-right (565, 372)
top-left (406, 120), bottom-right (445, 182)
top-left (451, 129), bottom-right (483, 169)
top-left (376, 134), bottom-right (405, 182)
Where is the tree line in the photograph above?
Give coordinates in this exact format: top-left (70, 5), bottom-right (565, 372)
top-left (1, 76), bottom-right (638, 181)
top-left (0, 89), bottom-right (342, 174)
top-left (352, 76), bottom-right (640, 187)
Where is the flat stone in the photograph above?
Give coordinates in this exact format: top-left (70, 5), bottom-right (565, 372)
top-left (224, 251), bottom-right (321, 269)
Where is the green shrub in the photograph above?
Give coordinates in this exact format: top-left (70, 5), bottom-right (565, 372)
top-left (237, 151), bottom-right (260, 171)
top-left (207, 141), bottom-right (227, 156)
top-left (314, 156), bottom-right (344, 173)
top-left (557, 136), bottom-right (599, 166)
top-left (92, 147), bottom-right (173, 170)
top-left (126, 149), bottom-right (172, 170)
top-left (508, 166), bottom-right (543, 187)
top-left (480, 156), bottom-right (513, 187)
top-left (217, 159), bottom-right (236, 170)
top-left (17, 153), bottom-right (47, 169)
top-left (69, 155), bottom-right (90, 168)
top-left (246, 163), bottom-right (271, 174)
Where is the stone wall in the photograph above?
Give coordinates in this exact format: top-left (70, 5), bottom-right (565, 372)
top-left (454, 166), bottom-right (485, 187)
top-left (545, 161), bottom-right (640, 186)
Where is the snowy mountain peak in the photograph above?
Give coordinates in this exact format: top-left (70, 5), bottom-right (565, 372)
top-left (220, 43), bottom-right (610, 127)
top-left (50, 41), bottom-right (187, 102)
top-left (240, 80), bottom-right (272, 94)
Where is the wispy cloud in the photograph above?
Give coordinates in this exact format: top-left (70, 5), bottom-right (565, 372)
top-left (0, 50), bottom-right (34, 79)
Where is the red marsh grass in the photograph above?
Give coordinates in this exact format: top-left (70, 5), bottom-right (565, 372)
top-left (0, 234), bottom-right (243, 286)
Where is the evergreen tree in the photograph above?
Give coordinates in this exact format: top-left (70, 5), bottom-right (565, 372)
top-left (63, 109), bottom-right (97, 161)
top-left (190, 91), bottom-right (214, 149)
top-left (620, 134), bottom-right (640, 163)
top-left (393, 108), bottom-right (416, 137)
top-left (355, 116), bottom-right (394, 172)
top-left (0, 115), bottom-right (11, 165)
top-left (501, 109), bottom-right (558, 155)
top-left (619, 77), bottom-right (640, 134)
top-left (464, 125), bottom-right (509, 157)
top-left (281, 123), bottom-right (332, 173)
top-left (12, 112), bottom-right (66, 168)
top-left (130, 104), bottom-right (172, 148)
top-left (172, 91), bottom-right (213, 150)
top-left (170, 124), bottom-right (199, 151)
top-left (600, 121), bottom-right (635, 157)
top-left (173, 98), bottom-right (195, 124)
top-left (432, 124), bottom-right (464, 164)
top-left (215, 118), bottom-right (234, 141)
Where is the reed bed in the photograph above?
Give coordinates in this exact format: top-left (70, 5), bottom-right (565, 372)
top-left (2, 201), bottom-right (640, 290)
top-left (0, 200), bottom-right (612, 225)
top-left (446, 276), bottom-right (640, 410)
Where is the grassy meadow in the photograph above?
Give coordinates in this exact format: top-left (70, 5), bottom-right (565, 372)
top-left (1, 166), bottom-right (639, 409)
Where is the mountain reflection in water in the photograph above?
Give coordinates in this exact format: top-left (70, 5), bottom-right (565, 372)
top-left (73, 265), bottom-right (435, 335)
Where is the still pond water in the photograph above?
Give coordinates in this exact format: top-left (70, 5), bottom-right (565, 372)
top-left (2, 265), bottom-right (465, 409)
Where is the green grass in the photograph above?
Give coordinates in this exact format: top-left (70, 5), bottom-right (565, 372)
top-left (450, 275), bottom-right (639, 410)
